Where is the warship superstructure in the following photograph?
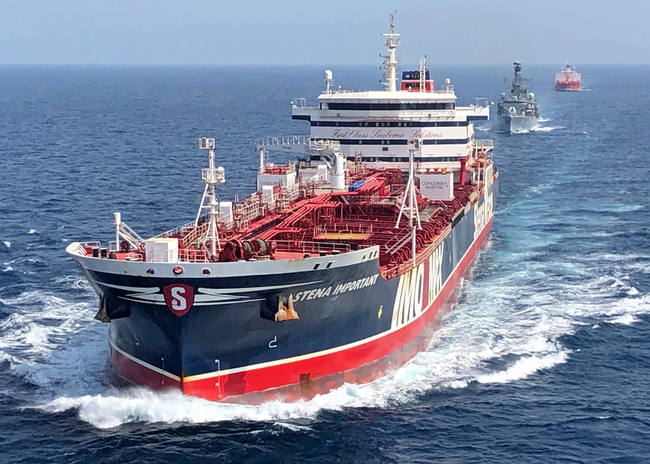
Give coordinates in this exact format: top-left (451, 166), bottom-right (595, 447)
top-left (497, 61), bottom-right (539, 133)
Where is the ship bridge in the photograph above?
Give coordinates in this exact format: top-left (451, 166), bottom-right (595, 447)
top-left (281, 17), bottom-right (490, 172)
top-left (291, 84), bottom-right (488, 171)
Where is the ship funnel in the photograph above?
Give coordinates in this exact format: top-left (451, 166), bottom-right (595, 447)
top-left (330, 153), bottom-right (346, 191)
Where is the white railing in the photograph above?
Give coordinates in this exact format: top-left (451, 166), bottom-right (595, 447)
top-left (261, 162), bottom-right (295, 174)
top-left (385, 231), bottom-right (412, 255)
top-left (475, 97), bottom-right (489, 109)
top-left (436, 84), bottom-right (455, 94)
top-left (181, 221), bottom-right (208, 247)
top-left (308, 139), bottom-right (340, 151)
top-left (255, 135), bottom-right (308, 148)
top-left (76, 242), bottom-right (99, 255)
top-left (117, 222), bottom-right (144, 249)
top-left (473, 139), bottom-right (494, 153)
top-left (275, 184), bottom-right (300, 212)
top-left (153, 219), bottom-right (196, 240)
top-left (235, 200), bottom-right (262, 225)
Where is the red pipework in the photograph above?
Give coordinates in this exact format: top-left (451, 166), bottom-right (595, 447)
top-left (459, 156), bottom-right (468, 185)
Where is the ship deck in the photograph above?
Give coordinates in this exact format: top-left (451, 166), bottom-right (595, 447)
top-left (78, 159), bottom-right (492, 278)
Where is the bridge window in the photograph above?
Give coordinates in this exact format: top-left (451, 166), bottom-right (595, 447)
top-left (327, 102), bottom-right (456, 111)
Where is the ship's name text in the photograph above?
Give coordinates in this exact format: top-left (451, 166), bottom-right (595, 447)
top-left (328, 129), bottom-right (443, 139)
top-left (293, 274), bottom-right (379, 302)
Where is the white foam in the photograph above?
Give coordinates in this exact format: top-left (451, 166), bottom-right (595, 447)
top-left (52, 275), bottom-right (93, 290)
top-left (40, 389), bottom-right (326, 429)
top-left (34, 326), bottom-right (574, 430)
top-left (532, 125), bottom-right (565, 132)
top-left (510, 125), bottom-right (564, 134)
top-left (609, 314), bottom-right (638, 325)
top-left (272, 422), bottom-right (314, 432)
top-left (28, 229), bottom-right (38, 234)
top-left (0, 352), bottom-right (15, 365)
top-left (476, 352), bottom-right (568, 384)
top-left (0, 285), bottom-right (105, 394)
top-left (587, 204), bottom-right (644, 213)
top-left (3, 241), bottom-right (10, 248)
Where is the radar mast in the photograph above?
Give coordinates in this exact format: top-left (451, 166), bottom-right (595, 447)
top-left (382, 11), bottom-right (400, 92)
top-left (196, 137), bottom-right (225, 259)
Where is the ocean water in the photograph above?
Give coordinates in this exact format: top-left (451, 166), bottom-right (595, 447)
top-left (0, 64), bottom-right (649, 463)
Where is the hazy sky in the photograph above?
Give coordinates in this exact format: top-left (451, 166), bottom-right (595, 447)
top-left (1, 0), bottom-right (649, 66)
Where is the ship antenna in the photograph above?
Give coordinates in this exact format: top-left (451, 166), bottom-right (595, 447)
top-left (419, 56), bottom-right (426, 93)
top-left (396, 139), bottom-right (422, 267)
top-left (382, 11), bottom-right (400, 92)
top-left (196, 137), bottom-right (225, 259)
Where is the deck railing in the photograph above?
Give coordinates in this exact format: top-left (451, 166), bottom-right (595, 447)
top-left (255, 135), bottom-right (309, 149)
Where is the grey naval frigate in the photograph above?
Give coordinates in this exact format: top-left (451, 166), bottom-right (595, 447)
top-left (497, 61), bottom-right (539, 133)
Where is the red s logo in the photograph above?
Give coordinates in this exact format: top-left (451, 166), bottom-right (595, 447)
top-left (163, 284), bottom-right (194, 316)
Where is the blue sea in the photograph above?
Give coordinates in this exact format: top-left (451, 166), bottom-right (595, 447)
top-left (1, 64), bottom-right (649, 463)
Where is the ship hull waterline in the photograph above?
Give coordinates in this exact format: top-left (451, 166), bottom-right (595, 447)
top-left (498, 115), bottom-right (538, 134)
top-left (73, 180), bottom-right (497, 403)
top-left (554, 82), bottom-right (581, 92)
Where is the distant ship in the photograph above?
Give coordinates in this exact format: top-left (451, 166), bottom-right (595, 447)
top-left (497, 61), bottom-right (539, 133)
top-left (554, 63), bottom-right (581, 91)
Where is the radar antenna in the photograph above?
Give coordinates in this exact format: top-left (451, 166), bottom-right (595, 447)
top-left (382, 11), bottom-right (400, 92)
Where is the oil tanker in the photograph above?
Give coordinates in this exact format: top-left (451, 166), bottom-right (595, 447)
top-left (554, 63), bottom-right (581, 91)
top-left (67, 14), bottom-right (498, 402)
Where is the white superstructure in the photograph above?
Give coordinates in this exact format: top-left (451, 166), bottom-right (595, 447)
top-left (293, 88), bottom-right (489, 171)
top-left (260, 13), bottom-right (492, 175)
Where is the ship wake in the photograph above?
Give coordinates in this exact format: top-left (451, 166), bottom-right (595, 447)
top-left (512, 124), bottom-right (565, 134)
top-left (13, 246), bottom-right (647, 429)
top-left (3, 225), bottom-right (648, 428)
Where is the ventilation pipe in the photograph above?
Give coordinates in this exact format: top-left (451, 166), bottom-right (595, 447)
top-left (459, 156), bottom-right (468, 185)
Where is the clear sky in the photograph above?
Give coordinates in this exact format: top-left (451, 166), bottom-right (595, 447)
top-left (1, 0), bottom-right (649, 66)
